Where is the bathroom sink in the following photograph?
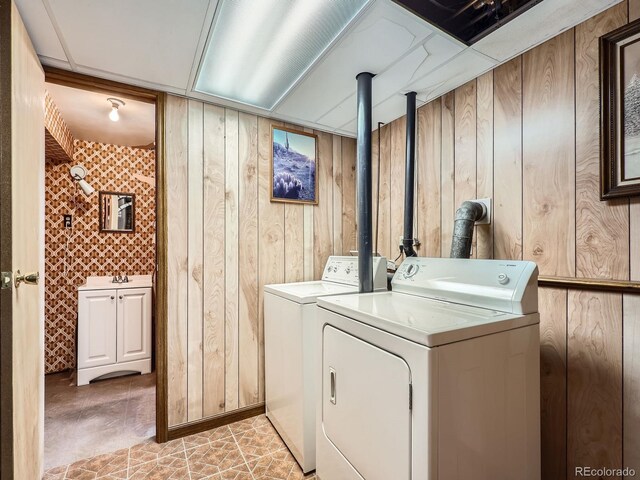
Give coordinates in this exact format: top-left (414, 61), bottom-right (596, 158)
top-left (78, 275), bottom-right (153, 291)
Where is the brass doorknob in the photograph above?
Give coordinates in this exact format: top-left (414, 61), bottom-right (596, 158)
top-left (15, 270), bottom-right (39, 287)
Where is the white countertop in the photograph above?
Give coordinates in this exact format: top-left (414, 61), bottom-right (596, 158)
top-left (78, 275), bottom-right (153, 291)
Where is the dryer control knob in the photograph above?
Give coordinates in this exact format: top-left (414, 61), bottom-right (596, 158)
top-left (405, 264), bottom-right (419, 278)
top-left (497, 273), bottom-right (509, 285)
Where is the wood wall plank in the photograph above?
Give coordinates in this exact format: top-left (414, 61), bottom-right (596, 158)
top-left (632, 0), bottom-right (640, 282)
top-left (332, 135), bottom-right (343, 256)
top-left (631, 0), bottom-right (640, 22)
top-left (539, 287), bottom-right (567, 480)
top-left (522, 31), bottom-right (576, 276)
top-left (567, 291), bottom-right (622, 477)
top-left (476, 72), bottom-right (493, 259)
top-left (616, 2), bottom-right (638, 475)
top-left (314, 130), bottom-right (334, 278)
top-left (441, 92), bottom-right (455, 257)
top-left (166, 95), bottom-right (189, 426)
top-left (390, 116), bottom-right (406, 261)
top-left (624, 295), bottom-right (640, 474)
top-left (378, 124), bottom-right (391, 259)
top-left (371, 128), bottom-right (380, 255)
top-left (575, 5), bottom-right (629, 280)
top-left (416, 100), bottom-right (441, 257)
top-left (202, 104), bottom-right (226, 416)
top-left (187, 100), bottom-right (204, 422)
top-left (257, 118), bottom-right (285, 403)
top-left (302, 126), bottom-right (315, 281)
top-left (224, 108), bottom-right (240, 411)
top-left (493, 57), bottom-right (523, 261)
top-left (238, 112), bottom-right (259, 407)
top-left (342, 137), bottom-right (357, 254)
top-left (284, 204), bottom-right (304, 281)
top-left (454, 81), bottom-right (478, 259)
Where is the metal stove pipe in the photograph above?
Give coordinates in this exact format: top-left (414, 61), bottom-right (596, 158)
top-left (402, 91), bottom-right (418, 258)
top-left (356, 72), bottom-right (374, 293)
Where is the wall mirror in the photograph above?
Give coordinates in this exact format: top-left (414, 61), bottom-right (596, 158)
top-left (601, 18), bottom-right (640, 198)
top-left (99, 191), bottom-right (135, 233)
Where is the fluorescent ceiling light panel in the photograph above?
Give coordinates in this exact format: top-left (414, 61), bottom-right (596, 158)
top-left (195, 0), bottom-right (370, 110)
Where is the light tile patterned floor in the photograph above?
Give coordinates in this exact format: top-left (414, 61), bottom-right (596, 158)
top-left (42, 415), bottom-right (316, 480)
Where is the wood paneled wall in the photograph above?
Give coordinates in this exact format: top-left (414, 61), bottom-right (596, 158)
top-left (374, 2), bottom-right (639, 478)
top-left (164, 96), bottom-right (357, 427)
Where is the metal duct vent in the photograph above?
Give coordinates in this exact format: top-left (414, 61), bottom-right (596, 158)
top-left (391, 0), bottom-right (543, 45)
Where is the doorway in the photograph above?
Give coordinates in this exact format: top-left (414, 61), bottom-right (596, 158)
top-left (40, 68), bottom-right (168, 471)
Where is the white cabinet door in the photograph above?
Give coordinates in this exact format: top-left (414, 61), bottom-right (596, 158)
top-left (322, 325), bottom-right (412, 480)
top-left (117, 287), bottom-right (152, 363)
top-left (78, 290), bottom-right (117, 369)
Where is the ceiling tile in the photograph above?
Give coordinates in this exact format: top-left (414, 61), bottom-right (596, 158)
top-left (274, 0), bottom-right (435, 121)
top-left (317, 93), bottom-right (356, 130)
top-left (408, 49), bottom-right (496, 103)
top-left (47, 0), bottom-right (210, 90)
top-left (15, 0), bottom-right (67, 62)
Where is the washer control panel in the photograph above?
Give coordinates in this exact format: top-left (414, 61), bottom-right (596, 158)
top-left (322, 256), bottom-right (388, 290)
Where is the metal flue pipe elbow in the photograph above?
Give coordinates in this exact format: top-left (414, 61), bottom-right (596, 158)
top-left (450, 201), bottom-right (486, 258)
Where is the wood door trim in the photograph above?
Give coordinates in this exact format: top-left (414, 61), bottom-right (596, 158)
top-left (41, 68), bottom-right (169, 443)
top-left (166, 403), bottom-right (266, 441)
top-left (155, 92), bottom-right (168, 442)
top-left (0, 2), bottom-right (13, 478)
top-left (539, 275), bottom-right (640, 294)
top-left (43, 66), bottom-right (157, 104)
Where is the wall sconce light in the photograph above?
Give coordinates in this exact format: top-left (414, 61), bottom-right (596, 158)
top-left (70, 165), bottom-right (95, 196)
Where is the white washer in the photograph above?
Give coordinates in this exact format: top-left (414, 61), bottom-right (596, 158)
top-left (316, 257), bottom-right (541, 480)
top-left (264, 256), bottom-right (388, 473)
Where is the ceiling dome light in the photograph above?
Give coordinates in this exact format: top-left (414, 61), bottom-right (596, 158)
top-left (107, 97), bottom-right (125, 122)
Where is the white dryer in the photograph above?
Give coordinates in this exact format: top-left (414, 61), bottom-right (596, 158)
top-left (264, 256), bottom-right (388, 473)
top-left (316, 257), bottom-right (541, 480)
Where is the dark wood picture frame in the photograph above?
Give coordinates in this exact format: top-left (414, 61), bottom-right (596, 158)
top-left (98, 191), bottom-right (136, 233)
top-left (601, 18), bottom-right (640, 199)
top-left (270, 125), bottom-right (319, 205)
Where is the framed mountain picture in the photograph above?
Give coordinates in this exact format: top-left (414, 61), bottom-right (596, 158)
top-left (271, 126), bottom-right (318, 204)
top-left (601, 18), bottom-right (640, 199)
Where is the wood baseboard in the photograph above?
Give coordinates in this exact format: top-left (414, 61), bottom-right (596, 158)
top-left (166, 403), bottom-right (266, 441)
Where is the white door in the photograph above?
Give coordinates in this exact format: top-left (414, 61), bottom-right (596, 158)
top-left (78, 290), bottom-right (117, 368)
top-left (117, 288), bottom-right (151, 363)
top-left (0, 2), bottom-right (45, 478)
top-left (322, 325), bottom-right (412, 480)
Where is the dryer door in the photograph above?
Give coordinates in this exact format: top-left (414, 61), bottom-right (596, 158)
top-left (322, 325), bottom-right (412, 480)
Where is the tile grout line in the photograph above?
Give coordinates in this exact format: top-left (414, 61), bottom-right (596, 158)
top-left (230, 427), bottom-right (257, 480)
top-left (183, 438), bottom-right (193, 480)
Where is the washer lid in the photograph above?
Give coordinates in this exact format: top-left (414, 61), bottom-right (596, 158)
top-left (264, 281), bottom-right (359, 304)
top-left (318, 292), bottom-right (539, 347)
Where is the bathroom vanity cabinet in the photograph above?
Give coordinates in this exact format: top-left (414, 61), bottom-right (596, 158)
top-left (77, 276), bottom-right (152, 385)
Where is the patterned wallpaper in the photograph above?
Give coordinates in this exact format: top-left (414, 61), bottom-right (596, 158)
top-left (44, 91), bottom-right (74, 164)
top-left (45, 140), bottom-right (156, 373)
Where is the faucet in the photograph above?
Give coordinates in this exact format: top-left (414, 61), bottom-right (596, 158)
top-left (113, 274), bottom-right (122, 283)
top-left (122, 275), bottom-right (129, 283)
